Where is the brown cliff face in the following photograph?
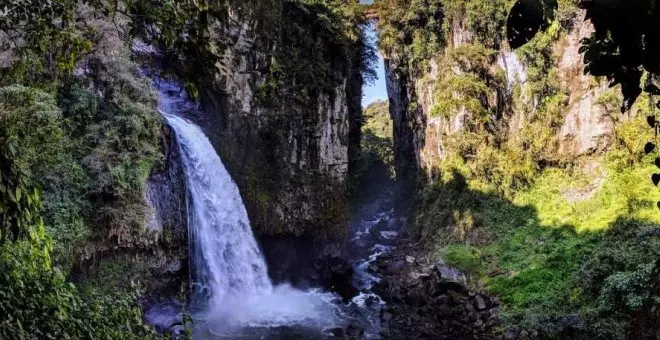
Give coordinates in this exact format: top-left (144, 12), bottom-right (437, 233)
top-left (382, 10), bottom-right (617, 184)
top-left (384, 55), bottom-right (426, 198)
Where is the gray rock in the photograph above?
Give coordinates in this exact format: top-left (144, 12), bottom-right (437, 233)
top-left (386, 260), bottom-right (405, 275)
top-left (434, 263), bottom-right (467, 284)
top-left (505, 328), bottom-right (519, 340)
top-left (475, 295), bottom-right (487, 310)
top-left (382, 311), bottom-right (393, 322)
top-left (324, 326), bottom-right (344, 337)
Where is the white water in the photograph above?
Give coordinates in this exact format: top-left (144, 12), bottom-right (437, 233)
top-left (164, 112), bottom-right (273, 304)
top-left (157, 82), bottom-right (340, 337)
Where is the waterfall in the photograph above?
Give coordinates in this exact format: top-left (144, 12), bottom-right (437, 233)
top-left (162, 112), bottom-right (273, 305)
top-left (155, 81), bottom-right (340, 336)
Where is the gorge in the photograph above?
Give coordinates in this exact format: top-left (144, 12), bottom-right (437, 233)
top-left (1, 1), bottom-right (660, 339)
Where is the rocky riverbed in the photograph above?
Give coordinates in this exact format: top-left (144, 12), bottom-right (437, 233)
top-left (371, 242), bottom-right (502, 340)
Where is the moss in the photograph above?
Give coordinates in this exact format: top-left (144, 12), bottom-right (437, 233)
top-left (376, 0), bottom-right (445, 75)
top-left (256, 1), bottom-right (374, 109)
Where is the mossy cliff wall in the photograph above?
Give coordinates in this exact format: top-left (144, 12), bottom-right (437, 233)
top-left (376, 2), bottom-right (660, 337)
top-left (186, 2), bottom-right (369, 264)
top-left (379, 4), bottom-right (615, 186)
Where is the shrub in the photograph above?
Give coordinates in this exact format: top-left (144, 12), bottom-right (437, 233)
top-left (0, 237), bottom-right (154, 339)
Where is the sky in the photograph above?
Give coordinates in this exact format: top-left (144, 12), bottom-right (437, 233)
top-left (362, 24), bottom-right (388, 107)
top-left (360, 0), bottom-right (388, 107)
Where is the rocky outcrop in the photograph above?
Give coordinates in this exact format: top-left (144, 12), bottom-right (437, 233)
top-left (382, 10), bottom-right (616, 183)
top-left (384, 56), bottom-right (426, 196)
top-left (555, 17), bottom-right (613, 156)
top-left (373, 245), bottom-right (500, 339)
top-left (73, 125), bottom-right (189, 295)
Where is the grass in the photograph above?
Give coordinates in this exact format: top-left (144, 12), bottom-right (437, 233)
top-left (417, 153), bottom-right (660, 336)
top-left (515, 158), bottom-right (660, 233)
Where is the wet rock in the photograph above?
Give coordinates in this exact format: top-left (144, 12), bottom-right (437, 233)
top-left (315, 256), bottom-right (359, 302)
top-left (382, 311), bottom-right (393, 321)
top-left (435, 263), bottom-right (467, 284)
top-left (368, 264), bottom-right (379, 273)
top-left (324, 326), bottom-right (344, 337)
top-left (385, 260), bottom-right (405, 275)
top-left (346, 322), bottom-right (364, 339)
top-left (365, 295), bottom-right (379, 307)
top-left (375, 243), bottom-right (501, 339)
top-left (354, 238), bottom-right (370, 248)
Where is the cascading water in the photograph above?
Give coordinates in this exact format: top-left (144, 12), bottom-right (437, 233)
top-left (163, 112), bottom-right (272, 305)
top-left (155, 81), bottom-right (341, 338)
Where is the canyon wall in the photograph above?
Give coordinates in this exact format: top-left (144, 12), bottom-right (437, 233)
top-left (382, 9), bottom-right (617, 184)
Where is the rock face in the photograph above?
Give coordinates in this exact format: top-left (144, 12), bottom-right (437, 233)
top-left (382, 10), bottom-right (616, 182)
top-left (143, 126), bottom-right (189, 279)
top-left (189, 8), bottom-right (363, 268)
top-left (74, 125), bottom-right (189, 295)
top-left (384, 56), bottom-right (426, 195)
top-left (555, 18), bottom-right (613, 156)
top-left (373, 245), bottom-right (500, 339)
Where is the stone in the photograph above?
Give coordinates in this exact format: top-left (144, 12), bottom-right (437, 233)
top-left (474, 318), bottom-right (484, 329)
top-left (505, 328), bottom-right (519, 340)
top-left (406, 255), bottom-right (415, 264)
top-left (386, 260), bottom-right (405, 275)
top-left (346, 322), bottom-right (364, 338)
top-left (382, 311), bottom-right (393, 322)
top-left (324, 326), bottom-right (344, 337)
top-left (475, 295), bottom-right (487, 310)
top-left (434, 263), bottom-right (467, 284)
top-left (368, 264), bottom-right (379, 273)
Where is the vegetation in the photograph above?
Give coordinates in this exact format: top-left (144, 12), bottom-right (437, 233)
top-left (1, 0), bottom-right (375, 337)
top-left (257, 0), bottom-right (377, 107)
top-left (0, 82), bottom-right (156, 338)
top-left (418, 157), bottom-right (660, 338)
top-left (0, 0), bottom-right (166, 337)
top-left (371, 0), bottom-right (660, 338)
top-left (358, 100), bottom-right (394, 179)
top-left (0, 237), bottom-right (154, 339)
top-left (376, 0), bottom-right (445, 74)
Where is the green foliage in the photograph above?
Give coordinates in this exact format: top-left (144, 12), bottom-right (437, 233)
top-left (515, 20), bottom-right (562, 99)
top-left (442, 244), bottom-right (486, 277)
top-left (0, 84), bottom-right (156, 337)
top-left (125, 0), bottom-right (232, 85)
top-left (0, 86), bottom-right (62, 242)
top-left (376, 0), bottom-right (445, 74)
top-left (0, 237), bottom-right (154, 339)
top-left (361, 100), bottom-right (394, 172)
top-left (443, 0), bottom-right (510, 49)
top-left (418, 151), bottom-right (660, 337)
top-left (0, 0), bottom-right (109, 85)
top-left (257, 0), bottom-right (376, 107)
top-left (429, 42), bottom-right (506, 135)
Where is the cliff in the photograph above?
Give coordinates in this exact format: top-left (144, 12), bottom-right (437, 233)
top-left (375, 1), bottom-right (660, 337)
top-left (187, 3), bottom-right (367, 262)
top-left (382, 7), bottom-right (615, 183)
